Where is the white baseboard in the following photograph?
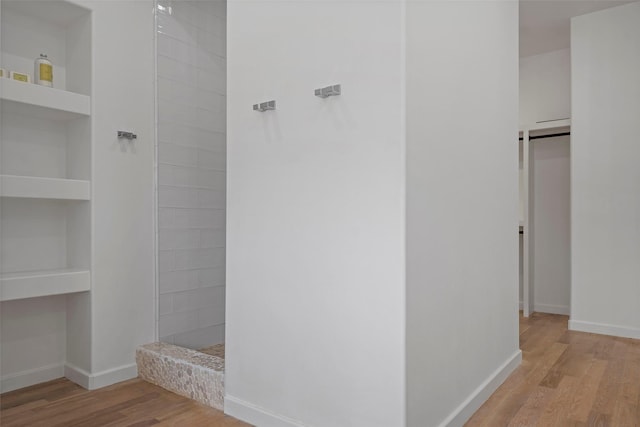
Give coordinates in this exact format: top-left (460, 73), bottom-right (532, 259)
top-left (225, 395), bottom-right (309, 427)
top-left (65, 363), bottom-right (138, 390)
top-left (64, 363), bottom-right (91, 389)
top-left (569, 320), bottom-right (640, 340)
top-left (225, 351), bottom-right (522, 427)
top-left (534, 304), bottom-right (570, 316)
top-left (0, 363), bottom-right (64, 393)
top-left (437, 350), bottom-right (522, 427)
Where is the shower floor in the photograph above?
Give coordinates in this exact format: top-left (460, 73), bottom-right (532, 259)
top-left (199, 343), bottom-right (225, 359)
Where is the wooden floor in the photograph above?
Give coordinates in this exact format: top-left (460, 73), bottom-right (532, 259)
top-left (0, 377), bottom-right (251, 427)
top-left (467, 312), bottom-right (640, 426)
top-left (2, 313), bottom-right (639, 426)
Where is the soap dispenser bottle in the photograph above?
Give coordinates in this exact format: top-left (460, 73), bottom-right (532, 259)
top-left (34, 54), bottom-right (53, 87)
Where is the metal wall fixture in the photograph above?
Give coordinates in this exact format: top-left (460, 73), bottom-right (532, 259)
top-left (253, 100), bottom-right (276, 112)
top-left (314, 84), bottom-right (341, 98)
top-left (117, 130), bottom-right (137, 140)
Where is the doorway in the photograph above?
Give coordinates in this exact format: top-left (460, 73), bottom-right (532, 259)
top-left (520, 123), bottom-right (571, 317)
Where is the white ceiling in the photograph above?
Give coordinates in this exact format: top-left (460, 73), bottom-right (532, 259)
top-left (520, 0), bottom-right (635, 57)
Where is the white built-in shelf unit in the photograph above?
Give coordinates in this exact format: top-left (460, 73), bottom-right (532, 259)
top-left (1, 0), bottom-right (92, 301)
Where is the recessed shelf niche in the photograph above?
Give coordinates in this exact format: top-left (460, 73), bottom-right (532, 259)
top-left (1, 0), bottom-right (93, 392)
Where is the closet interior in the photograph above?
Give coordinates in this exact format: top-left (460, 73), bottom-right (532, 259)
top-left (519, 119), bottom-right (571, 317)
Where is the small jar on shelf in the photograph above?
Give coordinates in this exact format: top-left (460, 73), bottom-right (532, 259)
top-left (34, 54), bottom-right (53, 87)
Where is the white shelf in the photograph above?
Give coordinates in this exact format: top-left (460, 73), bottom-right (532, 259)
top-left (0, 175), bottom-right (90, 200)
top-left (520, 119), bottom-right (571, 133)
top-left (0, 78), bottom-right (90, 119)
top-left (0, 269), bottom-right (90, 302)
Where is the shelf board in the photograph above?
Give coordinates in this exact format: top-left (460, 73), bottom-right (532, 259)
top-left (520, 119), bottom-right (571, 133)
top-left (0, 269), bottom-right (90, 302)
top-left (1, 78), bottom-right (90, 119)
top-left (0, 175), bottom-right (90, 200)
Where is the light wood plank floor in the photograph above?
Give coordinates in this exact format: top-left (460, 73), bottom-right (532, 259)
top-left (0, 377), bottom-right (251, 427)
top-left (467, 312), bottom-right (640, 426)
top-left (2, 313), bottom-right (639, 426)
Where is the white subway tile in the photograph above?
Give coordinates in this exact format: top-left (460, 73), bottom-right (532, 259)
top-left (159, 78), bottom-right (224, 113)
top-left (198, 132), bottom-right (226, 152)
top-left (159, 294), bottom-right (173, 315)
top-left (157, 13), bottom-right (198, 46)
top-left (160, 229), bottom-right (201, 250)
top-left (198, 189), bottom-right (225, 209)
top-left (174, 249), bottom-right (197, 270)
top-left (200, 248), bottom-right (225, 269)
top-left (157, 55), bottom-right (197, 83)
top-left (159, 311), bottom-right (198, 336)
top-left (200, 229), bottom-right (225, 248)
top-left (191, 0), bottom-right (225, 20)
top-left (159, 143), bottom-right (198, 167)
top-left (156, 0), bottom-right (226, 349)
top-left (158, 208), bottom-right (175, 228)
top-left (173, 208), bottom-right (191, 228)
top-left (174, 248), bottom-right (224, 270)
top-left (172, 286), bottom-right (225, 313)
top-left (197, 68), bottom-right (226, 94)
top-left (199, 268), bottom-right (225, 287)
top-left (198, 169), bottom-right (226, 190)
top-left (159, 270), bottom-right (200, 293)
top-left (158, 250), bottom-right (175, 273)
top-left (162, 208), bottom-right (199, 229)
top-left (159, 186), bottom-right (199, 208)
top-left (159, 122), bottom-right (224, 150)
top-left (196, 50), bottom-right (226, 77)
top-left (197, 149), bottom-right (226, 171)
top-left (172, 324), bottom-right (225, 349)
top-left (196, 107), bottom-right (225, 133)
top-left (159, 334), bottom-right (174, 345)
top-left (198, 306), bottom-right (225, 328)
top-left (188, 209), bottom-right (225, 229)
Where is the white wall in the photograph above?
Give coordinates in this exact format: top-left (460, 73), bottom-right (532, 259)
top-left (405, 2), bottom-right (520, 426)
top-left (156, 0), bottom-right (227, 349)
top-left (570, 2), bottom-right (640, 338)
top-left (85, 0), bottom-right (156, 384)
top-left (226, 0), bottom-right (406, 425)
top-left (532, 136), bottom-right (570, 315)
top-left (519, 48), bottom-right (570, 126)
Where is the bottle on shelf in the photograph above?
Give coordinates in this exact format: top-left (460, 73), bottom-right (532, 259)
top-left (34, 54), bottom-right (53, 87)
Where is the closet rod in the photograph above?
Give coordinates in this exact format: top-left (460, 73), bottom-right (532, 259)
top-left (518, 131), bottom-right (571, 141)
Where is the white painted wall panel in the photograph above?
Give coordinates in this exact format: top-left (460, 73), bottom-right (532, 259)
top-left (88, 0), bottom-right (156, 375)
top-left (406, 1), bottom-right (520, 425)
top-left (226, 1), bottom-right (405, 425)
top-left (570, 2), bottom-right (640, 338)
top-left (520, 49), bottom-right (570, 126)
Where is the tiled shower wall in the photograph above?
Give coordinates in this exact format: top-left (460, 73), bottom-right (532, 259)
top-left (156, 0), bottom-right (226, 348)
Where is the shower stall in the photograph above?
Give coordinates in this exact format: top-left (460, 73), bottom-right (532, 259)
top-left (154, 0), bottom-right (226, 354)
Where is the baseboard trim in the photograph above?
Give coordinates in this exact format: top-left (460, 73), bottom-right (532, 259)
top-left (1, 363), bottom-right (64, 393)
top-left (437, 349), bottom-right (522, 427)
top-left (65, 363), bottom-right (138, 390)
top-left (64, 363), bottom-right (91, 389)
top-left (569, 320), bottom-right (640, 340)
top-left (225, 395), bottom-right (309, 427)
top-left (534, 304), bottom-right (570, 316)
